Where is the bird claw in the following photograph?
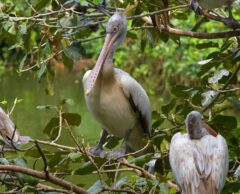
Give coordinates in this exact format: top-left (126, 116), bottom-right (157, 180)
top-left (189, 0), bottom-right (203, 15)
top-left (222, 17), bottom-right (240, 29)
top-left (90, 147), bottom-right (105, 158)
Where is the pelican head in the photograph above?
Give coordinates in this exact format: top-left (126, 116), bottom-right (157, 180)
top-left (185, 111), bottom-right (205, 139)
top-left (85, 12), bottom-right (128, 95)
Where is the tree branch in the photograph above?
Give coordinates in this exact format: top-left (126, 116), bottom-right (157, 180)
top-left (0, 165), bottom-right (89, 194)
top-left (30, 139), bottom-right (77, 151)
top-left (98, 187), bottom-right (140, 194)
top-left (132, 25), bottom-right (240, 39)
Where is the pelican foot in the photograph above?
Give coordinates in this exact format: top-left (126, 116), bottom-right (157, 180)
top-left (90, 147), bottom-right (105, 158)
top-left (189, 0), bottom-right (203, 15)
top-left (107, 149), bottom-right (126, 158)
top-left (222, 17), bottom-right (240, 29)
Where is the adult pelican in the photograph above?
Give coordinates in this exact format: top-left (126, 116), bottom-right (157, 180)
top-left (82, 13), bottom-right (152, 157)
top-left (190, 0), bottom-right (240, 29)
top-left (169, 111), bottom-right (228, 194)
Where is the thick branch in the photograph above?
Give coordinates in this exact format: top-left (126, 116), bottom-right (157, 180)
top-left (0, 165), bottom-right (88, 194)
top-left (134, 25), bottom-right (240, 39)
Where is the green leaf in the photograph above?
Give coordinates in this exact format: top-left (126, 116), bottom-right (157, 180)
top-left (114, 176), bottom-right (128, 188)
top-left (130, 153), bottom-right (153, 167)
top-left (68, 152), bottom-right (82, 160)
top-left (24, 149), bottom-right (49, 158)
top-left (161, 99), bottom-right (176, 115)
top-left (228, 97), bottom-right (240, 110)
top-left (196, 42), bottom-right (219, 49)
top-left (140, 31), bottom-right (147, 52)
top-left (3, 21), bottom-right (16, 35)
top-left (48, 152), bottom-right (64, 168)
top-left (13, 157), bottom-right (39, 186)
top-left (127, 31), bottom-right (137, 39)
top-left (105, 136), bottom-right (121, 149)
top-left (234, 166), bottom-right (240, 179)
top-left (152, 119), bottom-right (164, 129)
top-left (62, 52), bottom-right (73, 71)
top-left (62, 113), bottom-right (81, 126)
top-left (38, 63), bottom-right (47, 79)
top-left (171, 85), bottom-right (191, 98)
top-left (19, 53), bottom-right (28, 70)
top-left (63, 43), bottom-right (82, 61)
top-left (212, 115), bottom-right (237, 131)
top-left (0, 158), bottom-right (9, 164)
top-left (43, 117), bottom-right (59, 137)
top-left (19, 23), bottom-right (27, 35)
top-left (14, 157), bottom-right (27, 167)
top-left (34, 0), bottom-right (50, 11)
top-left (152, 133), bottom-right (168, 148)
top-left (74, 161), bottom-right (96, 175)
top-left (87, 180), bottom-right (104, 194)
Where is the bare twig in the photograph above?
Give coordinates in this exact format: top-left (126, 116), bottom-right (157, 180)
top-left (116, 141), bottom-right (152, 159)
top-left (51, 108), bottom-right (63, 143)
top-left (34, 141), bottom-right (49, 179)
top-left (8, 98), bottom-right (19, 116)
top-left (30, 139), bottom-right (77, 151)
top-left (24, 0), bottom-right (37, 13)
top-left (127, 4), bottom-right (189, 20)
top-left (36, 183), bottom-right (70, 194)
top-left (64, 120), bottom-right (83, 153)
top-left (120, 159), bottom-right (156, 180)
top-left (98, 187), bottom-right (140, 194)
top-left (64, 119), bottom-right (104, 183)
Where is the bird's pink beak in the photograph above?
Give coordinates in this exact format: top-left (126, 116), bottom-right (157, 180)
top-left (85, 33), bottom-right (118, 95)
top-left (201, 120), bottom-right (218, 137)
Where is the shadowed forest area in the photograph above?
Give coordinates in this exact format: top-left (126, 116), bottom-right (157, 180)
top-left (0, 0), bottom-right (240, 193)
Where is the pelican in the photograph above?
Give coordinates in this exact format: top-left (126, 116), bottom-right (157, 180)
top-left (190, 0), bottom-right (240, 29)
top-left (82, 13), bottom-right (152, 157)
top-left (169, 111), bottom-right (229, 194)
top-left (0, 107), bottom-right (29, 149)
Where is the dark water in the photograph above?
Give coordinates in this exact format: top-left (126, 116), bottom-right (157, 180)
top-left (0, 71), bottom-right (101, 145)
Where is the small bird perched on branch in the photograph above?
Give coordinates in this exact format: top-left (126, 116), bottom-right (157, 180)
top-left (190, 0), bottom-right (240, 29)
top-left (0, 107), bottom-right (29, 150)
top-left (169, 111), bottom-right (229, 194)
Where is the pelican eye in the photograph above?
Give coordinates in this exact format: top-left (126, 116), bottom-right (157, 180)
top-left (112, 26), bottom-right (118, 33)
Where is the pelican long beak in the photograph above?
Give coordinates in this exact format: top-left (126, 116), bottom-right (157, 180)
top-left (201, 120), bottom-right (218, 137)
top-left (85, 32), bottom-right (118, 96)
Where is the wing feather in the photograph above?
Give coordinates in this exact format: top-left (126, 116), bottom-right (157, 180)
top-left (170, 133), bottom-right (228, 194)
top-left (169, 133), bottom-right (200, 190)
top-left (209, 135), bottom-right (229, 191)
top-left (114, 68), bottom-right (152, 135)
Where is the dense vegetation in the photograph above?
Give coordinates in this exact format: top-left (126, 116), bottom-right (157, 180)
top-left (0, 0), bottom-right (240, 193)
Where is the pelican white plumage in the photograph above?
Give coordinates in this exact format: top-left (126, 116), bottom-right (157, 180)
top-left (169, 111), bottom-right (229, 194)
top-left (82, 13), bottom-right (152, 157)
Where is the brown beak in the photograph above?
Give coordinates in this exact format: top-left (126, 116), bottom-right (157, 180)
top-left (201, 120), bottom-right (218, 137)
